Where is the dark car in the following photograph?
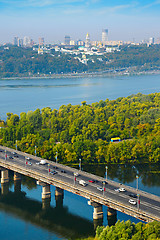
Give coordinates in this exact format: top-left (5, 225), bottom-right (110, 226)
top-left (9, 156), bottom-right (13, 159)
top-left (129, 193), bottom-right (137, 198)
top-left (14, 155), bottom-right (19, 158)
top-left (0, 150), bottom-right (3, 152)
top-left (50, 171), bottom-right (57, 175)
top-left (61, 170), bottom-right (66, 173)
top-left (53, 166), bottom-right (58, 169)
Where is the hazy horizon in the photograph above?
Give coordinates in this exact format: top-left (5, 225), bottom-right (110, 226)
top-left (0, 0), bottom-right (160, 44)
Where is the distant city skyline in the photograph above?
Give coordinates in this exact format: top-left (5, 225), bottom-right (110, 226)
top-left (0, 0), bottom-right (160, 44)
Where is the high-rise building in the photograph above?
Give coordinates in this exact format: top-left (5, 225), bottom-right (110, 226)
top-left (18, 38), bottom-right (23, 47)
top-left (85, 33), bottom-right (91, 48)
top-left (23, 36), bottom-right (31, 46)
top-left (149, 37), bottom-right (154, 45)
top-left (64, 35), bottom-right (70, 45)
top-left (39, 37), bottom-right (44, 46)
top-left (13, 37), bottom-right (18, 46)
top-left (102, 29), bottom-right (108, 44)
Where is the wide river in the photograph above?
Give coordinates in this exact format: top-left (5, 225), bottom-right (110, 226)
top-left (0, 74), bottom-right (160, 240)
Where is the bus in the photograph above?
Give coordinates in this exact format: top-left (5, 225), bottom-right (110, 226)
top-left (111, 137), bottom-right (121, 143)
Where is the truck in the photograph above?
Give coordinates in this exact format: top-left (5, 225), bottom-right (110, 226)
top-left (36, 160), bottom-right (47, 165)
top-left (79, 180), bottom-right (87, 186)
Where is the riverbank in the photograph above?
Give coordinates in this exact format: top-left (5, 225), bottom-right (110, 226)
top-left (1, 68), bottom-right (160, 80)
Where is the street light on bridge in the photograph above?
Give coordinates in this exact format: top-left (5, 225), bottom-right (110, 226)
top-left (55, 152), bottom-right (58, 164)
top-left (136, 175), bottom-right (140, 210)
top-left (35, 146), bottom-right (37, 157)
top-left (16, 140), bottom-right (17, 151)
top-left (106, 166), bottom-right (108, 181)
top-left (79, 158), bottom-right (81, 171)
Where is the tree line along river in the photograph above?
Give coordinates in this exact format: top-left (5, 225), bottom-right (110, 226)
top-left (0, 74), bottom-right (160, 239)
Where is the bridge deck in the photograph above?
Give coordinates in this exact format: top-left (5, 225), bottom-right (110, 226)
top-left (0, 145), bottom-right (160, 222)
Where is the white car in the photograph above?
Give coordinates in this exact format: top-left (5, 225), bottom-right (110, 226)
top-left (129, 199), bottom-right (137, 205)
top-left (36, 162), bottom-right (40, 165)
top-left (114, 188), bottom-right (120, 192)
top-left (97, 187), bottom-right (103, 191)
top-left (74, 172), bottom-right (79, 177)
top-left (26, 157), bottom-right (31, 160)
top-left (119, 187), bottom-right (126, 192)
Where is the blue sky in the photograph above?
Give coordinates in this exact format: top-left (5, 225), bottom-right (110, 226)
top-left (0, 0), bottom-right (160, 43)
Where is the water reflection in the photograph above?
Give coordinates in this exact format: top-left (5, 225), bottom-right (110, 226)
top-left (84, 163), bottom-right (160, 186)
top-left (0, 187), bottom-right (94, 239)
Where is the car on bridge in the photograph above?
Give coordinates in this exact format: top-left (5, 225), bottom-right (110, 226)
top-left (129, 199), bottom-right (137, 205)
top-left (129, 193), bottom-right (137, 198)
top-left (89, 180), bottom-right (95, 183)
top-left (114, 188), bottom-right (120, 192)
top-left (119, 187), bottom-right (126, 192)
top-left (50, 171), bottom-right (57, 175)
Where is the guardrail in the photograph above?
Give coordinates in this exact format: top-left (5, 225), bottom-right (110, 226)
top-left (0, 153), bottom-right (160, 223)
top-left (1, 145), bottom-right (160, 202)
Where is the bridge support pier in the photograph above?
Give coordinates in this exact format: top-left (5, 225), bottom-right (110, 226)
top-left (14, 172), bottom-right (21, 192)
top-left (42, 198), bottom-right (51, 210)
top-left (37, 181), bottom-right (51, 200)
top-left (107, 207), bottom-right (117, 226)
top-left (88, 200), bottom-right (103, 220)
top-left (1, 182), bottom-right (9, 195)
top-left (1, 169), bottom-right (9, 184)
top-left (55, 187), bottom-right (64, 197)
top-left (42, 184), bottom-right (51, 199)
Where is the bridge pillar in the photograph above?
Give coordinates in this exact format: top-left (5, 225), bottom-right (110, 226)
top-left (14, 172), bottom-right (21, 193)
top-left (107, 207), bottom-right (117, 226)
top-left (55, 187), bottom-right (64, 197)
top-left (88, 200), bottom-right (103, 220)
top-left (1, 182), bottom-right (9, 195)
top-left (42, 184), bottom-right (51, 199)
top-left (93, 218), bottom-right (103, 230)
top-left (1, 169), bottom-right (9, 184)
top-left (55, 195), bottom-right (64, 208)
top-left (42, 198), bottom-right (51, 210)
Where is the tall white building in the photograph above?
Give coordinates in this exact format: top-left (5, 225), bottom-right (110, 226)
top-left (85, 33), bottom-right (91, 48)
top-left (102, 29), bottom-right (108, 44)
top-left (23, 36), bottom-right (31, 46)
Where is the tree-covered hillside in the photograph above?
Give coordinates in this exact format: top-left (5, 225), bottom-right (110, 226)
top-left (0, 45), bottom-right (160, 77)
top-left (1, 93), bottom-right (160, 164)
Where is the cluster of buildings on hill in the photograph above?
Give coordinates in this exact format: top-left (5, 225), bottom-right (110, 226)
top-left (11, 29), bottom-right (160, 59)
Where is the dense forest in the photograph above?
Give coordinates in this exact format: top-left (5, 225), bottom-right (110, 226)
top-left (0, 44), bottom-right (160, 77)
top-left (83, 220), bottom-right (160, 240)
top-left (1, 92), bottom-right (160, 165)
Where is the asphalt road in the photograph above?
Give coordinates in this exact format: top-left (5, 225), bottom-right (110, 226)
top-left (0, 146), bottom-right (160, 220)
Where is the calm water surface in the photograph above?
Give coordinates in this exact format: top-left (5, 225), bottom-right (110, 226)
top-left (0, 74), bottom-right (160, 239)
top-left (0, 74), bottom-right (160, 119)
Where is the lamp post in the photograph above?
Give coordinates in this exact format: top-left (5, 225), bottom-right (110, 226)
top-left (5, 150), bottom-right (7, 160)
top-left (35, 146), bottom-right (37, 157)
top-left (48, 164), bottom-right (50, 175)
top-left (136, 175), bottom-right (139, 191)
top-left (136, 175), bottom-right (140, 210)
top-left (79, 158), bottom-right (81, 171)
top-left (103, 181), bottom-right (105, 196)
top-left (55, 152), bottom-right (58, 164)
top-left (74, 173), bottom-right (76, 186)
top-left (106, 166), bottom-right (108, 181)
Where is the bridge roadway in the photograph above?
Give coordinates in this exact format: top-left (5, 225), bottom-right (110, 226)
top-left (0, 145), bottom-right (160, 222)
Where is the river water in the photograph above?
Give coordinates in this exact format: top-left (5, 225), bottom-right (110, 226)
top-left (0, 74), bottom-right (160, 239)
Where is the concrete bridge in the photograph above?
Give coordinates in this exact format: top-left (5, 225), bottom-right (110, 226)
top-left (0, 145), bottom-right (160, 223)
